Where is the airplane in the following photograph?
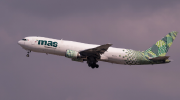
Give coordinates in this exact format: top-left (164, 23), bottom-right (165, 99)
top-left (18, 31), bottom-right (178, 69)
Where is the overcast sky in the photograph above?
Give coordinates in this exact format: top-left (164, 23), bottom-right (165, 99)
top-left (0, 0), bottom-right (180, 100)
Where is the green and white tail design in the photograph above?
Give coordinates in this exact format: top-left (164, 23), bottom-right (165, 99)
top-left (144, 31), bottom-right (178, 57)
top-left (122, 31), bottom-right (177, 65)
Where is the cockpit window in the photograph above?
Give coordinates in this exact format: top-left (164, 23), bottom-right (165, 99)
top-left (22, 39), bottom-right (27, 41)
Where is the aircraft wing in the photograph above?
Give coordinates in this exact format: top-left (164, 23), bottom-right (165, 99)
top-left (148, 56), bottom-right (170, 61)
top-left (79, 43), bottom-right (112, 58)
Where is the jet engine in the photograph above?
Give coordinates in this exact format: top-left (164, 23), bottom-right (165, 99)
top-left (65, 50), bottom-right (81, 58)
top-left (65, 50), bottom-right (84, 62)
top-left (72, 58), bottom-right (84, 62)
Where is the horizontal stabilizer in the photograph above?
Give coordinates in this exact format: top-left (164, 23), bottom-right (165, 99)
top-left (149, 56), bottom-right (170, 61)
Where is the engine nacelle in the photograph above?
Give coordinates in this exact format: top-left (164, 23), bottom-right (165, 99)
top-left (65, 50), bottom-right (84, 62)
top-left (72, 58), bottom-right (84, 62)
top-left (65, 50), bottom-right (81, 58)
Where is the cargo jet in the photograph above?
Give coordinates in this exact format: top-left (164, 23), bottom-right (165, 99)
top-left (18, 31), bottom-right (177, 69)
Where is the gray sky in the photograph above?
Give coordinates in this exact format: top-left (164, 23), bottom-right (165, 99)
top-left (0, 0), bottom-right (180, 100)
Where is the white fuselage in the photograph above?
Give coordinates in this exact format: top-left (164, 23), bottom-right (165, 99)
top-left (18, 36), bottom-right (133, 65)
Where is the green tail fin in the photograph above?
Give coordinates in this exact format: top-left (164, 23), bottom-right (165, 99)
top-left (144, 31), bottom-right (178, 58)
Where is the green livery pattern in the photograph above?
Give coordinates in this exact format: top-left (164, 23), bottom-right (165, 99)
top-left (121, 31), bottom-right (178, 65)
top-left (144, 31), bottom-right (178, 57)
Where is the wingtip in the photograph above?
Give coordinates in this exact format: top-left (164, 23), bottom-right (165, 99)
top-left (107, 43), bottom-right (113, 46)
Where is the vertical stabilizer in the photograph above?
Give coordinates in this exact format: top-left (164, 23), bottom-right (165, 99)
top-left (144, 31), bottom-right (178, 58)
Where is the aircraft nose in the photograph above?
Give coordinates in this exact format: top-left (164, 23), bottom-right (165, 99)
top-left (18, 40), bottom-right (24, 46)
